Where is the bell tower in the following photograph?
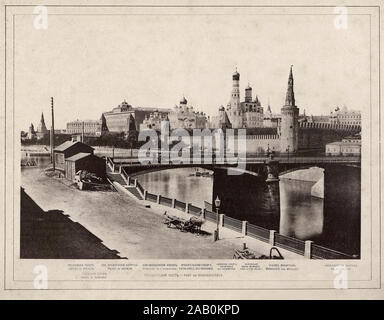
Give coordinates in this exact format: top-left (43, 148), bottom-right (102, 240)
top-left (280, 66), bottom-right (299, 153)
top-left (228, 68), bottom-right (243, 128)
top-left (230, 68), bottom-right (240, 110)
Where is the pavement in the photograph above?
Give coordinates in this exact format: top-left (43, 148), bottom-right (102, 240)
top-left (21, 168), bottom-right (304, 260)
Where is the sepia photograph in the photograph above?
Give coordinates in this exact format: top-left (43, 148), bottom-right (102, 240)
top-left (19, 5), bottom-right (362, 261)
top-left (1, 1), bottom-right (382, 297)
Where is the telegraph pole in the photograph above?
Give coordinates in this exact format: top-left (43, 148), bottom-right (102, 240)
top-left (82, 121), bottom-right (85, 143)
top-left (50, 97), bottom-right (55, 171)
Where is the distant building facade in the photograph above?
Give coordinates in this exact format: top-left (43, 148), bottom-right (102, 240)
top-left (167, 97), bottom-right (208, 129)
top-left (66, 119), bottom-right (102, 136)
top-left (209, 106), bottom-right (232, 129)
top-left (140, 110), bottom-right (169, 131)
top-left (103, 100), bottom-right (170, 133)
top-left (330, 107), bottom-right (361, 126)
top-left (210, 67), bottom-right (360, 154)
top-left (325, 134), bottom-right (361, 156)
top-left (299, 107), bottom-right (361, 127)
top-left (263, 104), bottom-right (281, 128)
top-left (225, 70), bottom-right (265, 129)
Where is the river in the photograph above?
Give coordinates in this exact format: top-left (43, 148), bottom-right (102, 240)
top-left (20, 152), bottom-right (359, 256)
top-left (136, 167), bottom-right (359, 256)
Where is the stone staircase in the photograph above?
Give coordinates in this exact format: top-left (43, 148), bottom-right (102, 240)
top-left (125, 186), bottom-right (143, 200)
top-left (106, 166), bottom-right (143, 200)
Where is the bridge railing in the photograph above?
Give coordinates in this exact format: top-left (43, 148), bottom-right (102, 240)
top-left (121, 167), bottom-right (130, 184)
top-left (116, 155), bottom-right (361, 168)
top-left (159, 196), bottom-right (173, 207)
top-left (188, 204), bottom-right (202, 216)
top-left (106, 156), bottom-right (115, 172)
top-left (311, 244), bottom-right (355, 259)
top-left (223, 215), bottom-right (242, 232)
top-left (136, 180), bottom-right (145, 196)
top-left (146, 192), bottom-right (157, 203)
top-left (119, 167), bottom-right (357, 260)
top-left (174, 199), bottom-right (187, 211)
top-left (204, 210), bottom-right (218, 223)
top-left (246, 223), bottom-right (270, 243)
top-left (274, 234), bottom-right (306, 255)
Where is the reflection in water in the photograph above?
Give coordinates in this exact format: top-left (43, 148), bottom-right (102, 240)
top-left (137, 167), bottom-right (325, 240)
top-left (137, 168), bottom-right (213, 208)
top-left (279, 179), bottom-right (324, 240)
top-left (136, 167), bottom-right (356, 251)
top-left (137, 168), bottom-right (323, 238)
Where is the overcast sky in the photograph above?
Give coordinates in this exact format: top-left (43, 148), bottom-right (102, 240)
top-left (14, 12), bottom-right (370, 130)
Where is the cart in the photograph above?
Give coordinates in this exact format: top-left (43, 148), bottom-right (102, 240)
top-left (163, 214), bottom-right (204, 234)
top-left (233, 246), bottom-right (284, 259)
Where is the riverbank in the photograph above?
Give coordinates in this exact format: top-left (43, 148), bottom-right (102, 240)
top-left (21, 168), bottom-right (257, 259)
top-left (22, 167), bottom-right (304, 259)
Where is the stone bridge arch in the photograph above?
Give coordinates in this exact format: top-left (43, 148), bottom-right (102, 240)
top-left (122, 163), bottom-right (261, 178)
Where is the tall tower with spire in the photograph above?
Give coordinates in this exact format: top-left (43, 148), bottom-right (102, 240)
top-left (37, 112), bottom-right (48, 134)
top-left (280, 66), bottom-right (299, 153)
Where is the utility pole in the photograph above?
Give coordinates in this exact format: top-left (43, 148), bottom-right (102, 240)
top-left (50, 97), bottom-right (55, 172)
top-left (82, 121), bottom-right (85, 143)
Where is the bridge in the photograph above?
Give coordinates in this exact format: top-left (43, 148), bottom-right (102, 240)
top-left (105, 153), bottom-right (361, 257)
top-left (107, 154), bottom-right (360, 179)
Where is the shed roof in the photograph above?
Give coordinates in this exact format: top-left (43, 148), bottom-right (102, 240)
top-left (65, 152), bottom-right (92, 162)
top-left (54, 141), bottom-right (94, 152)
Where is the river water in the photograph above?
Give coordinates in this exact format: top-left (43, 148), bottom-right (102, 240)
top-left (136, 167), bottom-right (324, 237)
top-left (20, 152), bottom-right (358, 256)
top-left (136, 167), bottom-right (358, 256)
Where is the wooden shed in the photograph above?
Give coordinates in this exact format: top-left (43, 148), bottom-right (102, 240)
top-left (65, 153), bottom-right (106, 182)
top-left (53, 141), bottom-right (94, 171)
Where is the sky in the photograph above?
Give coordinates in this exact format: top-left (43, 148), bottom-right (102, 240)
top-left (14, 12), bottom-right (370, 130)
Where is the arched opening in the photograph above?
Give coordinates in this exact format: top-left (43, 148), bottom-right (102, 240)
top-left (278, 166), bottom-right (325, 241)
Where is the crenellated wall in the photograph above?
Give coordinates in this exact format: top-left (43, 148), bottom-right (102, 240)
top-left (299, 122), bottom-right (360, 131)
top-left (298, 123), bottom-right (360, 150)
top-left (245, 135), bottom-right (280, 154)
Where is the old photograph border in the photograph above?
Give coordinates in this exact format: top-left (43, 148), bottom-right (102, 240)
top-left (1, 2), bottom-right (382, 296)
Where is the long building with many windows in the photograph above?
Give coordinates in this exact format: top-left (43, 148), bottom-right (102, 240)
top-left (66, 119), bottom-right (103, 136)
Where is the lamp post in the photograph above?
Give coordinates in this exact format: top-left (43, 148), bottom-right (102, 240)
top-left (214, 195), bottom-right (221, 241)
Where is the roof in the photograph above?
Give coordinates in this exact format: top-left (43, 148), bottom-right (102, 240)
top-left (65, 152), bottom-right (92, 162)
top-left (326, 142), bottom-right (343, 146)
top-left (54, 141), bottom-right (94, 152)
top-left (245, 127), bottom-right (278, 135)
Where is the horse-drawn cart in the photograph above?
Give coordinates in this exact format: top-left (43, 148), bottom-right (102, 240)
top-left (233, 246), bottom-right (284, 259)
top-left (163, 214), bottom-right (204, 234)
